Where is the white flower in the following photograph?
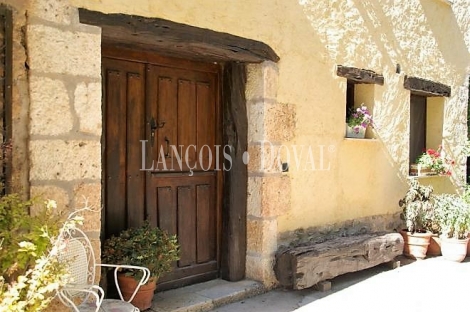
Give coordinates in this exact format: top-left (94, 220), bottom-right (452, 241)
top-left (45, 200), bottom-right (57, 210)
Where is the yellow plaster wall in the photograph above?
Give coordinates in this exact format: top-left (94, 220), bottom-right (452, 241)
top-left (71, 0), bottom-right (470, 232)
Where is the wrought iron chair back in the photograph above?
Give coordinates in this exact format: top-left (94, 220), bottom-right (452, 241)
top-left (57, 227), bottom-right (149, 312)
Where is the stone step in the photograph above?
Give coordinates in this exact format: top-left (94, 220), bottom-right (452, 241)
top-left (149, 279), bottom-right (266, 312)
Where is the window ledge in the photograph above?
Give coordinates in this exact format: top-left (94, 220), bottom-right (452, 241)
top-left (435, 0), bottom-right (453, 5)
top-left (344, 138), bottom-right (377, 142)
top-left (407, 175), bottom-right (450, 180)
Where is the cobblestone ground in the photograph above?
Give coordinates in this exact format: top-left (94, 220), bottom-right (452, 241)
top-left (212, 257), bottom-right (470, 312)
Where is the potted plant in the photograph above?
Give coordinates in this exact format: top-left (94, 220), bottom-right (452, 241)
top-left (410, 146), bottom-right (453, 176)
top-left (425, 218), bottom-right (442, 257)
top-left (434, 193), bottom-right (470, 262)
top-left (399, 179), bottom-right (434, 259)
top-left (102, 221), bottom-right (180, 310)
top-left (463, 183), bottom-right (470, 256)
top-left (345, 104), bottom-right (373, 139)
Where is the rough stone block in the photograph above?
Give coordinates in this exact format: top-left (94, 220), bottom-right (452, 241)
top-left (386, 259), bottom-right (401, 269)
top-left (29, 140), bottom-right (101, 181)
top-left (27, 24), bottom-right (101, 77)
top-left (246, 255), bottom-right (277, 287)
top-left (264, 103), bottom-right (296, 142)
top-left (274, 233), bottom-right (404, 289)
top-left (247, 176), bottom-right (261, 216)
top-left (247, 102), bottom-right (265, 143)
top-left (29, 0), bottom-right (76, 25)
top-left (246, 62), bottom-right (279, 101)
top-left (73, 182), bottom-right (101, 232)
top-left (29, 76), bottom-right (73, 135)
top-left (260, 175), bottom-right (290, 217)
top-left (73, 182), bottom-right (101, 210)
top-left (247, 218), bottom-right (278, 255)
top-left (74, 82), bottom-right (102, 135)
top-left (247, 143), bottom-right (282, 173)
top-left (248, 175), bottom-right (290, 218)
top-left (248, 102), bottom-right (295, 143)
top-left (89, 237), bottom-right (102, 281)
top-left (315, 280), bottom-right (331, 292)
top-left (30, 184), bottom-right (70, 211)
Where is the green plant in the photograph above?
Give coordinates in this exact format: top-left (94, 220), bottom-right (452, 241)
top-left (102, 221), bottom-right (180, 281)
top-left (0, 196), bottom-right (83, 312)
top-left (346, 104), bottom-right (373, 133)
top-left (399, 179), bottom-right (434, 233)
top-left (434, 193), bottom-right (470, 239)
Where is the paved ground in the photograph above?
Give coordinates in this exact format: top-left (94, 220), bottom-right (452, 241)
top-left (212, 257), bottom-right (470, 312)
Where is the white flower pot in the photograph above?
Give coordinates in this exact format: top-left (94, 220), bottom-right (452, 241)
top-left (345, 124), bottom-right (366, 139)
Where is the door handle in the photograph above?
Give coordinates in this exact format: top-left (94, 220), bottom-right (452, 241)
top-left (164, 136), bottom-right (171, 158)
top-left (149, 117), bottom-right (165, 146)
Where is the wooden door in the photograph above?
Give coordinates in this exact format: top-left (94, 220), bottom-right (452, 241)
top-left (102, 50), bottom-right (221, 290)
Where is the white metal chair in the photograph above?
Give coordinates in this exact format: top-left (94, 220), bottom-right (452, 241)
top-left (57, 227), bottom-right (151, 312)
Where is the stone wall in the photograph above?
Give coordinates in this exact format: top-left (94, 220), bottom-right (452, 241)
top-left (25, 0), bottom-right (102, 256)
top-left (278, 212), bottom-right (403, 251)
top-left (245, 61), bottom-right (295, 287)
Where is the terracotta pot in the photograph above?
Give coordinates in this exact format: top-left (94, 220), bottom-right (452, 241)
top-left (441, 237), bottom-right (469, 262)
top-left (427, 234), bottom-right (442, 256)
top-left (399, 230), bottom-right (432, 260)
top-left (467, 233), bottom-right (470, 256)
top-left (117, 274), bottom-right (157, 311)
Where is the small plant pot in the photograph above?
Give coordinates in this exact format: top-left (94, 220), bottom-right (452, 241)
top-left (400, 230), bottom-right (432, 260)
top-left (467, 233), bottom-right (470, 256)
top-left (345, 124), bottom-right (366, 139)
top-left (117, 274), bottom-right (157, 311)
top-left (441, 237), bottom-right (469, 262)
top-left (427, 234), bottom-right (442, 256)
top-left (409, 164), bottom-right (433, 176)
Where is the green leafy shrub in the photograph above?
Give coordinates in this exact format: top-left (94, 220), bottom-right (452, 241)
top-left (102, 221), bottom-right (180, 281)
top-left (399, 179), bottom-right (435, 233)
top-left (0, 195), bottom-right (83, 312)
top-left (435, 193), bottom-right (470, 239)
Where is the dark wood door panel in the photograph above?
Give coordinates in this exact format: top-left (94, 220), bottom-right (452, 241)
top-left (145, 65), bottom-right (217, 172)
top-left (102, 58), bottom-right (146, 237)
top-left (146, 172), bottom-right (218, 288)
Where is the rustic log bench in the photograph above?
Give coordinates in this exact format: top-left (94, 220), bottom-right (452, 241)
top-left (274, 232), bottom-right (404, 290)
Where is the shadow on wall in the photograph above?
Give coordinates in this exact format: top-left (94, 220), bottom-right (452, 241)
top-left (298, 0), bottom-right (469, 80)
top-left (297, 0), bottom-right (469, 186)
top-left (420, 0), bottom-right (470, 82)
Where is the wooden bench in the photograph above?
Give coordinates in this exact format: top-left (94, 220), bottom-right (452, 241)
top-left (274, 232), bottom-right (404, 290)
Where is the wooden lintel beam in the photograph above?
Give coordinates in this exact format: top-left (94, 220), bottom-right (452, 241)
top-left (79, 8), bottom-right (279, 63)
top-left (404, 76), bottom-right (451, 97)
top-left (336, 65), bottom-right (384, 85)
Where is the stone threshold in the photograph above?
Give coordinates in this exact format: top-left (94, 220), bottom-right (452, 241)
top-left (147, 279), bottom-right (267, 312)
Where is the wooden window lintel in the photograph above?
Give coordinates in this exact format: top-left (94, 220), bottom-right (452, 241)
top-left (336, 65), bottom-right (384, 85)
top-left (404, 76), bottom-right (451, 97)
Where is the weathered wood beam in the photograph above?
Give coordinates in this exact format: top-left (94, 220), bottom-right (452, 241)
top-left (274, 233), bottom-right (404, 289)
top-left (404, 76), bottom-right (451, 97)
top-left (79, 9), bottom-right (279, 63)
top-left (336, 65), bottom-right (384, 85)
top-left (0, 6), bottom-right (12, 194)
top-left (221, 63), bottom-right (248, 281)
